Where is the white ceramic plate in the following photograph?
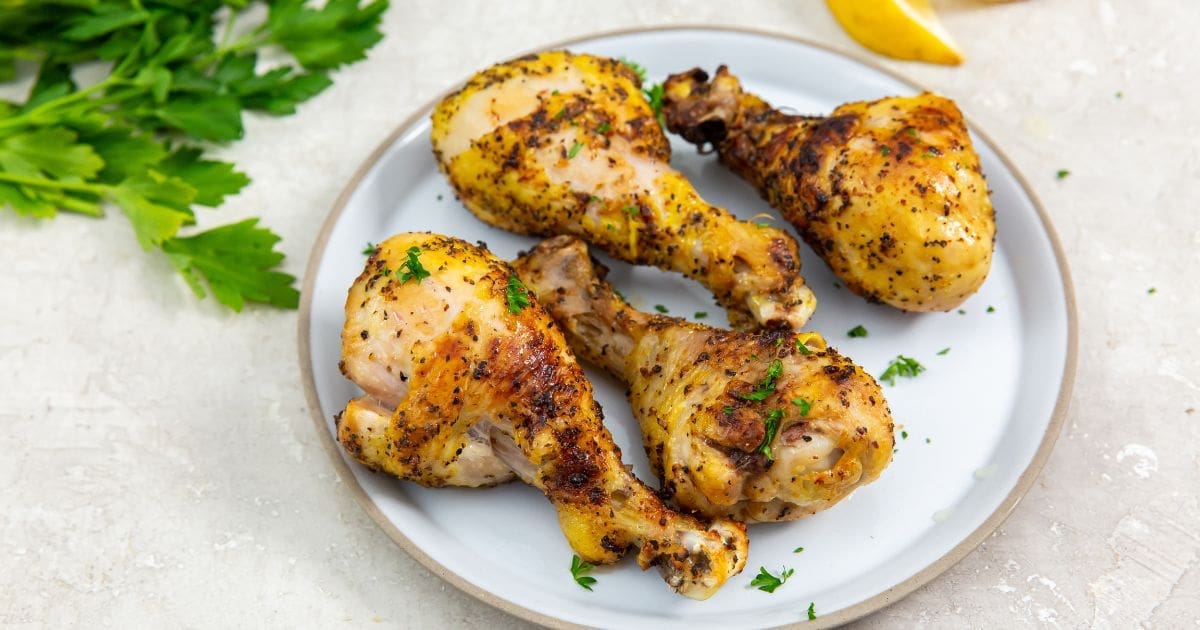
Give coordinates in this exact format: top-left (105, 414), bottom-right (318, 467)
top-left (299, 27), bottom-right (1076, 629)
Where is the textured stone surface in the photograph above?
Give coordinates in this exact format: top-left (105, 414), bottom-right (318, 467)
top-left (2, 1), bottom-right (1198, 627)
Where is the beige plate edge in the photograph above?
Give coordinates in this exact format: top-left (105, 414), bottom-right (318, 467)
top-left (295, 24), bottom-right (1079, 630)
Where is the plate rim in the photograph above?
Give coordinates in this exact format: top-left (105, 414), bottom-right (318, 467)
top-left (296, 24), bottom-right (1078, 629)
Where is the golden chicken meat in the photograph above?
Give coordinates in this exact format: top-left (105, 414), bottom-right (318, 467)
top-left (336, 233), bottom-right (747, 599)
top-left (513, 236), bottom-right (895, 522)
top-left (662, 65), bottom-right (995, 312)
top-left (431, 51), bottom-right (816, 331)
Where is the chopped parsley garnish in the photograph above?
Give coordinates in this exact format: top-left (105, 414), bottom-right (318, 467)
top-left (554, 108), bottom-right (568, 120)
top-left (922, 150), bottom-right (937, 158)
top-left (643, 82), bottom-right (666, 128)
top-left (623, 205), bottom-right (639, 215)
top-left (741, 359), bottom-right (784, 401)
top-left (362, 242), bottom-right (378, 256)
top-left (596, 122), bottom-right (611, 134)
top-left (881, 146), bottom-right (891, 156)
top-left (880, 355), bottom-right (926, 386)
top-left (1148, 287), bottom-right (1157, 294)
top-left (505, 275), bottom-right (531, 314)
top-left (694, 311), bottom-right (708, 319)
top-left (750, 566), bottom-right (793, 593)
top-left (791, 398), bottom-right (812, 416)
top-left (722, 405), bottom-right (734, 415)
top-left (396, 246), bottom-right (431, 284)
top-left (808, 602), bottom-right (818, 620)
top-left (847, 324), bottom-right (868, 338)
top-left (605, 223), bottom-right (615, 231)
top-left (759, 409), bottom-right (783, 460)
top-left (618, 57), bottom-right (648, 83)
top-left (793, 546), bottom-right (805, 553)
top-left (795, 339), bottom-right (813, 355)
top-left (566, 141), bottom-right (584, 159)
top-left (612, 288), bottom-right (626, 302)
top-left (986, 305), bottom-right (996, 313)
top-left (937, 347), bottom-right (950, 356)
top-left (569, 555), bottom-right (597, 591)
top-left (654, 304), bottom-right (669, 313)
top-left (756, 222), bottom-right (771, 229)
top-left (588, 195), bottom-right (601, 204)
top-left (1115, 91), bottom-right (1123, 98)
top-left (957, 309), bottom-right (967, 315)
top-left (906, 127), bottom-right (918, 137)
top-left (1056, 169), bottom-right (1070, 180)
top-left (901, 430), bottom-right (909, 440)
top-left (775, 337), bottom-right (784, 347)
top-left (925, 437), bottom-right (932, 444)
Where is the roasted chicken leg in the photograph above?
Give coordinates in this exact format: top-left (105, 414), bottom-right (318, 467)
top-left (663, 66), bottom-right (995, 312)
top-left (513, 236), bottom-right (895, 522)
top-left (337, 233), bottom-right (747, 598)
top-left (431, 51), bottom-right (816, 331)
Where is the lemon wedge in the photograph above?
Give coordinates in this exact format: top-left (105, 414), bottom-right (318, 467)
top-left (826, 0), bottom-right (964, 65)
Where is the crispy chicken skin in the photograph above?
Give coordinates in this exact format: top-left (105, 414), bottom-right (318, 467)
top-left (430, 50), bottom-right (816, 331)
top-left (663, 66), bottom-right (995, 312)
top-left (513, 236), bottom-right (895, 522)
top-left (337, 233), bottom-right (747, 599)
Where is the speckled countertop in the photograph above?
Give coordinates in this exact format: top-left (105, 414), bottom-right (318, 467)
top-left (2, 1), bottom-right (1197, 628)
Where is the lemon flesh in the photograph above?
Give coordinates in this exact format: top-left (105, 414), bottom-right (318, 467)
top-left (826, 0), bottom-right (964, 65)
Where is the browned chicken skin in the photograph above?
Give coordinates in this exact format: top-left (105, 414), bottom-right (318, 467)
top-left (513, 236), bottom-right (895, 522)
top-left (663, 66), bottom-right (995, 312)
top-left (336, 233), bottom-right (747, 599)
top-left (431, 51), bottom-right (816, 331)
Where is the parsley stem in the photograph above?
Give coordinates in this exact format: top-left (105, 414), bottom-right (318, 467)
top-left (0, 171), bottom-right (110, 196)
top-left (0, 77), bottom-right (126, 133)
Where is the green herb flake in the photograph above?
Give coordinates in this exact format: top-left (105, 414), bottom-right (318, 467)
top-left (986, 305), bottom-right (996, 313)
top-left (759, 409), bottom-right (783, 460)
top-left (958, 309), bottom-right (967, 315)
top-left (1056, 169), bottom-right (1070, 180)
top-left (694, 311), bottom-right (708, 319)
top-left (566, 141), bottom-right (584, 159)
top-left (654, 304), bottom-right (669, 313)
top-left (795, 339), bottom-right (812, 355)
top-left (596, 122), bottom-right (611, 134)
top-left (880, 355), bottom-right (926, 387)
top-left (937, 347), bottom-right (950, 356)
top-left (901, 430), bottom-right (909, 440)
top-left (740, 359), bottom-right (784, 402)
top-left (808, 602), bottom-right (817, 620)
top-left (397, 246), bottom-right (431, 284)
top-left (643, 82), bottom-right (666, 128)
top-left (791, 397), bottom-right (812, 417)
top-left (750, 566), bottom-right (794, 593)
top-left (925, 437), bottom-right (932, 444)
top-left (506, 275), bottom-right (531, 314)
top-left (1148, 287), bottom-right (1157, 294)
top-left (906, 127), bottom-right (918, 137)
top-left (722, 405), bottom-right (734, 415)
top-left (756, 221), bottom-right (770, 229)
top-left (362, 242), bottom-right (378, 256)
top-left (569, 554), bottom-right (597, 591)
top-left (922, 150), bottom-right (936, 158)
top-left (881, 146), bottom-right (891, 156)
top-left (623, 205), bottom-right (639, 215)
top-left (847, 324), bottom-right (869, 338)
top-left (618, 57), bottom-right (648, 83)
top-left (613, 288), bottom-right (627, 302)
top-left (793, 546), bottom-right (804, 553)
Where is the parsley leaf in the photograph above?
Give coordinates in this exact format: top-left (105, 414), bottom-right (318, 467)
top-left (741, 359), bottom-right (783, 402)
top-left (362, 242), bottom-right (378, 256)
top-left (618, 57), bottom-right (647, 83)
top-left (795, 338), bottom-right (813, 355)
top-left (506, 274), bottom-right (531, 314)
top-left (880, 355), bottom-right (926, 386)
top-left (847, 324), bottom-right (868, 338)
top-left (266, 0), bottom-right (388, 71)
top-left (161, 218), bottom-right (299, 311)
top-left (396, 246), bottom-right (430, 284)
top-left (654, 304), bottom-right (669, 313)
top-left (643, 82), bottom-right (666, 128)
top-left (567, 140), bottom-right (583, 158)
top-left (1056, 169), bottom-right (1070, 180)
top-left (793, 546), bottom-right (804, 553)
top-left (750, 566), bottom-right (793, 593)
top-left (937, 347), bottom-right (950, 356)
top-left (791, 397), bottom-right (812, 417)
top-left (759, 409), bottom-right (783, 460)
top-left (158, 147), bottom-right (250, 207)
top-left (569, 554), bottom-right (597, 591)
top-left (694, 311), bottom-right (708, 319)
top-left (808, 602), bottom-right (817, 620)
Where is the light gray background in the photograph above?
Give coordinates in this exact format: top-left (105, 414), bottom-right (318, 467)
top-left (1, 1), bottom-right (1197, 627)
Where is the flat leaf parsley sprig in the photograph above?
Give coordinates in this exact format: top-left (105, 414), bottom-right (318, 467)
top-left (0, 0), bottom-right (388, 311)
